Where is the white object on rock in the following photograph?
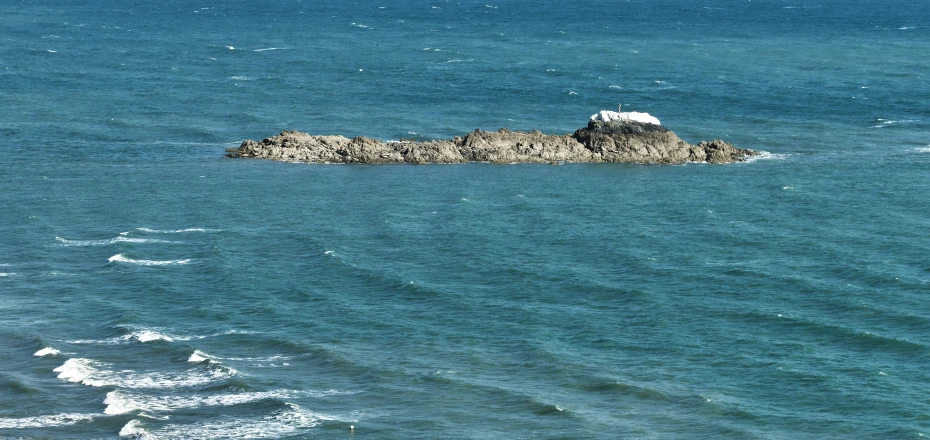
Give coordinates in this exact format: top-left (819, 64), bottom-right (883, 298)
top-left (590, 110), bottom-right (661, 126)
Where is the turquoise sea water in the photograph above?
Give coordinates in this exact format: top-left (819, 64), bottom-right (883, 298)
top-left (2, 1), bottom-right (929, 438)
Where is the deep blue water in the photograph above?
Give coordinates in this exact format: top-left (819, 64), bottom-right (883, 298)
top-left (2, 1), bottom-right (929, 438)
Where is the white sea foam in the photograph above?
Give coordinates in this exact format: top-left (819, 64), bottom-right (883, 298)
top-left (912, 146), bottom-right (930, 153)
top-left (119, 419), bottom-right (154, 438)
top-left (136, 227), bottom-right (219, 233)
top-left (870, 118), bottom-right (918, 128)
top-left (105, 389), bottom-right (296, 415)
top-left (187, 350), bottom-right (212, 363)
top-left (0, 272), bottom-right (13, 277)
top-left (68, 328), bottom-right (239, 345)
top-left (108, 254), bottom-right (191, 266)
top-left (253, 47), bottom-right (284, 52)
top-left (136, 403), bottom-right (336, 439)
top-left (743, 151), bottom-right (787, 162)
top-left (132, 330), bottom-right (176, 342)
top-left (54, 358), bottom-right (236, 389)
top-left (34, 347), bottom-right (61, 357)
top-left (55, 236), bottom-right (179, 246)
top-left (0, 413), bottom-right (95, 429)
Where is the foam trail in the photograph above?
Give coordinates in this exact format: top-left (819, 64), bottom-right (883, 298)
top-left (54, 358), bottom-right (236, 389)
top-left (56, 236), bottom-right (179, 246)
top-left (34, 347), bottom-right (61, 357)
top-left (108, 254), bottom-right (191, 266)
top-left (105, 389), bottom-right (296, 415)
top-left (136, 227), bottom-right (220, 233)
top-left (134, 403), bottom-right (336, 439)
top-left (68, 328), bottom-right (225, 345)
top-left (743, 151), bottom-right (787, 162)
top-left (0, 413), bottom-right (95, 429)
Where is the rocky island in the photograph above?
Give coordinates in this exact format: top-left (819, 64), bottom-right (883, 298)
top-left (226, 111), bottom-right (759, 165)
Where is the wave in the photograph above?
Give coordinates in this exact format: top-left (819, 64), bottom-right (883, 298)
top-left (870, 118), bottom-right (918, 128)
top-left (0, 413), bottom-right (95, 429)
top-left (0, 272), bottom-right (14, 277)
top-left (67, 328), bottom-right (244, 345)
top-left (744, 151), bottom-right (788, 162)
top-left (912, 146), bottom-right (930, 153)
top-left (119, 419), bottom-right (152, 438)
top-left (54, 358), bottom-right (237, 389)
top-left (55, 236), bottom-right (180, 246)
top-left (108, 254), bottom-right (191, 266)
top-left (34, 346), bottom-right (61, 357)
top-left (121, 403), bottom-right (337, 440)
top-left (253, 47), bottom-right (285, 52)
top-left (188, 349), bottom-right (213, 363)
top-left (136, 227), bottom-right (220, 233)
top-left (105, 389), bottom-right (294, 415)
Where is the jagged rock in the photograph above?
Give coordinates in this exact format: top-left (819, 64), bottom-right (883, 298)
top-left (457, 129), bottom-right (598, 163)
top-left (691, 139), bottom-right (760, 164)
top-left (228, 119), bottom-right (758, 165)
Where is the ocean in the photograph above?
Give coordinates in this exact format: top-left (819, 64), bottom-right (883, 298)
top-left (1, 0), bottom-right (929, 438)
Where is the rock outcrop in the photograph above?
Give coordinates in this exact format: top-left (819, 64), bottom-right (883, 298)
top-left (228, 119), bottom-right (758, 165)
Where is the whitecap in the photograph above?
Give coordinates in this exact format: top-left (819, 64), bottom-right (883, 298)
top-left (228, 75), bottom-right (253, 81)
top-left (187, 350), bottom-right (212, 363)
top-left (55, 236), bottom-right (180, 246)
top-left (743, 151), bottom-right (787, 162)
top-left (0, 413), bottom-right (95, 429)
top-left (105, 389), bottom-right (295, 415)
top-left (253, 47), bottom-right (284, 52)
top-left (136, 227), bottom-right (219, 233)
top-left (34, 347), bottom-right (61, 357)
top-left (226, 46), bottom-right (235, 50)
top-left (108, 254), bottom-right (191, 266)
top-left (136, 403), bottom-right (337, 439)
top-left (68, 328), bottom-right (231, 345)
top-left (119, 419), bottom-right (153, 438)
top-left (54, 358), bottom-right (236, 389)
top-left (0, 272), bottom-right (14, 277)
top-left (912, 146), bottom-right (930, 153)
top-left (132, 330), bottom-right (175, 342)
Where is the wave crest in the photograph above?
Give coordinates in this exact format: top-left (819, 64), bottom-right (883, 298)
top-left (136, 227), bottom-right (220, 233)
top-left (108, 254), bottom-right (191, 266)
top-left (54, 358), bottom-right (237, 389)
top-left (0, 413), bottom-right (95, 429)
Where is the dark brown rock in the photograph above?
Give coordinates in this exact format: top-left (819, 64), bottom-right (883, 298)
top-left (228, 121), bottom-right (758, 165)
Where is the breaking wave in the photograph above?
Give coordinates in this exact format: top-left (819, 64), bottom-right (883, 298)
top-left (34, 346), bottom-right (62, 357)
top-left (108, 254), bottom-right (191, 266)
top-left (136, 227), bottom-right (220, 233)
top-left (119, 403), bottom-right (335, 439)
top-left (53, 358), bottom-right (237, 389)
top-left (104, 389), bottom-right (295, 415)
top-left (0, 413), bottom-right (95, 429)
top-left (55, 236), bottom-right (179, 246)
